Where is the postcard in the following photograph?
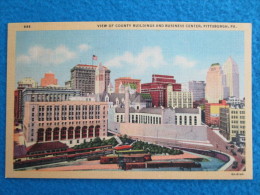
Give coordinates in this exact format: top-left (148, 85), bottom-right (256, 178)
top-left (6, 22), bottom-right (252, 179)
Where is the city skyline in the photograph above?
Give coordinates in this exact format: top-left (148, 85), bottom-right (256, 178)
top-left (15, 30), bottom-right (245, 97)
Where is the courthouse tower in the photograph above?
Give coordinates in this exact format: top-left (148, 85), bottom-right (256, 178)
top-left (124, 86), bottom-right (130, 123)
top-left (223, 57), bottom-right (240, 98)
top-left (95, 63), bottom-right (106, 94)
top-left (205, 63), bottom-right (225, 103)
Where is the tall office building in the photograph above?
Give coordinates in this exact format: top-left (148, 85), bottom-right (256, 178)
top-left (141, 74), bottom-right (181, 107)
top-left (205, 63), bottom-right (226, 103)
top-left (182, 81), bottom-right (206, 101)
top-left (70, 64), bottom-right (110, 96)
top-left (41, 72), bottom-right (58, 87)
top-left (167, 84), bottom-right (193, 108)
top-left (223, 57), bottom-right (240, 98)
top-left (14, 77), bottom-right (38, 124)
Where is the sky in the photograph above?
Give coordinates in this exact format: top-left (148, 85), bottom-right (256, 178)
top-left (15, 30), bottom-right (245, 97)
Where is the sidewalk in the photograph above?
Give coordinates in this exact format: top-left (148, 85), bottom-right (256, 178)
top-left (213, 130), bottom-right (228, 142)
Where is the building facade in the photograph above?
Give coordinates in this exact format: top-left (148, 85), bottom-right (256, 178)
top-left (182, 81), bottom-right (206, 101)
top-left (40, 72), bottom-right (58, 87)
top-left (141, 74), bottom-right (181, 107)
top-left (205, 63), bottom-right (226, 103)
top-left (205, 100), bottom-right (229, 126)
top-left (14, 78), bottom-right (38, 124)
top-left (21, 87), bottom-right (81, 122)
top-left (115, 77), bottom-right (141, 93)
top-left (70, 64), bottom-right (110, 96)
top-left (23, 101), bottom-right (109, 147)
top-left (17, 77), bottom-right (38, 88)
top-left (226, 96), bottom-right (244, 107)
top-left (223, 57), bottom-right (240, 98)
top-left (167, 84), bottom-right (193, 108)
top-left (175, 108), bottom-right (201, 126)
top-left (219, 106), bottom-right (245, 141)
top-left (114, 107), bottom-right (175, 125)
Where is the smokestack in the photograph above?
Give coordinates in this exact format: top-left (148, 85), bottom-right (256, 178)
top-left (125, 86), bottom-right (130, 123)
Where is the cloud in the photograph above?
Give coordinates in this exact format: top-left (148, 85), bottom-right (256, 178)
top-left (17, 45), bottom-right (76, 66)
top-left (78, 44), bottom-right (91, 52)
top-left (173, 56), bottom-right (197, 68)
top-left (106, 46), bottom-right (167, 74)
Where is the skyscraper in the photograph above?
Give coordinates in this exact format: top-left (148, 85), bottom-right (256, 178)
top-left (223, 57), bottom-right (240, 98)
top-left (182, 81), bottom-right (206, 101)
top-left (205, 63), bottom-right (225, 103)
top-left (70, 64), bottom-right (110, 96)
top-left (95, 63), bottom-right (106, 94)
top-left (141, 74), bottom-right (181, 107)
top-left (41, 72), bottom-right (58, 87)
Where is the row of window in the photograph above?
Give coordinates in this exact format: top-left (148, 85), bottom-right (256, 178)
top-left (231, 125), bottom-right (246, 129)
top-left (116, 114), bottom-right (162, 124)
top-left (231, 111), bottom-right (245, 114)
top-left (175, 115), bottom-right (197, 125)
top-left (37, 120), bottom-right (106, 127)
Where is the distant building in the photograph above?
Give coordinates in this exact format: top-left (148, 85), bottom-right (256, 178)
top-left (107, 82), bottom-right (114, 93)
top-left (17, 77), bottom-right (38, 88)
top-left (115, 77), bottom-right (141, 93)
top-left (182, 81), bottom-right (206, 101)
top-left (205, 63), bottom-right (227, 103)
top-left (220, 105), bottom-right (245, 141)
top-left (167, 84), bottom-right (193, 108)
top-left (23, 100), bottom-right (109, 147)
top-left (223, 57), bottom-right (240, 98)
top-left (226, 96), bottom-right (244, 107)
top-left (65, 80), bottom-right (72, 89)
top-left (118, 83), bottom-right (138, 94)
top-left (14, 77), bottom-right (38, 123)
top-left (70, 64), bottom-right (110, 96)
top-left (101, 92), bottom-right (151, 110)
top-left (141, 74), bottom-right (181, 107)
top-left (41, 72), bottom-right (58, 87)
top-left (95, 64), bottom-right (106, 94)
top-left (205, 100), bottom-right (229, 126)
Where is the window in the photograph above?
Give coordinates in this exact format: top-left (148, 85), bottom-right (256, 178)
top-left (194, 116), bottom-right (197, 125)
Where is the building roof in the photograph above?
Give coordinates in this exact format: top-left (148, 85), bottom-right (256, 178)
top-left (98, 92), bottom-right (147, 105)
top-left (115, 107), bottom-right (136, 113)
top-left (211, 63), bottom-right (220, 66)
top-left (26, 141), bottom-right (68, 153)
top-left (175, 108), bottom-right (199, 114)
top-left (114, 145), bottom-right (133, 150)
top-left (115, 77), bottom-right (140, 81)
top-left (14, 145), bottom-right (27, 158)
top-left (140, 93), bottom-right (152, 100)
top-left (115, 107), bottom-right (164, 114)
top-left (74, 64), bottom-right (109, 70)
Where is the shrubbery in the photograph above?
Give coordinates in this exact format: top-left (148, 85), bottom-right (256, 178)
top-left (73, 137), bottom-right (118, 149)
top-left (120, 134), bottom-right (134, 145)
top-left (132, 140), bottom-right (183, 155)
